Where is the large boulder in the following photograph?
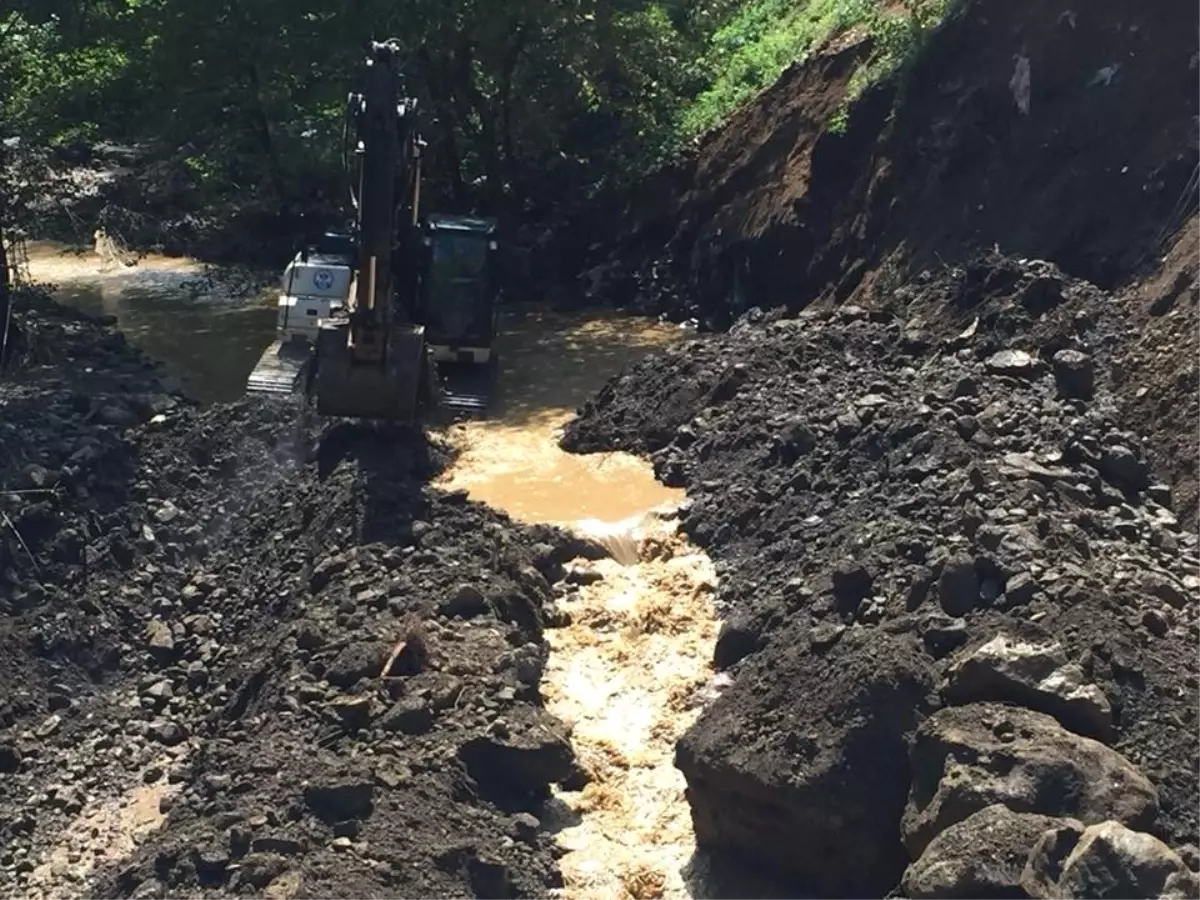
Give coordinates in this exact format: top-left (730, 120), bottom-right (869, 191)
top-left (902, 804), bottom-right (1066, 899)
top-left (903, 703), bottom-right (1158, 857)
top-left (675, 627), bottom-right (936, 896)
top-left (456, 706), bottom-right (576, 805)
top-left (1022, 820), bottom-right (1200, 899)
top-left (943, 633), bottom-right (1114, 741)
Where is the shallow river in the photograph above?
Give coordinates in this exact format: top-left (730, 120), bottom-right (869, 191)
top-left (25, 240), bottom-right (722, 899)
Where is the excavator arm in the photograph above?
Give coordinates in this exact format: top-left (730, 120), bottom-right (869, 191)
top-left (313, 40), bottom-right (430, 421)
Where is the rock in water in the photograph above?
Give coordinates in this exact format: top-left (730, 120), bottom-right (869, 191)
top-left (943, 632), bottom-right (1114, 741)
top-left (903, 804), bottom-right (1066, 899)
top-left (675, 629), bottom-right (935, 896)
top-left (903, 703), bottom-right (1158, 857)
top-left (1022, 820), bottom-right (1200, 899)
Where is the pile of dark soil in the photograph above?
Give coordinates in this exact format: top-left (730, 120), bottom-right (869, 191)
top-left (0, 290), bottom-right (594, 898)
top-left (563, 247), bottom-right (1199, 895)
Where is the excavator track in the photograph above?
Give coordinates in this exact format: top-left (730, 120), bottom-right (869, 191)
top-left (435, 358), bottom-right (497, 416)
top-left (246, 339), bottom-right (313, 397)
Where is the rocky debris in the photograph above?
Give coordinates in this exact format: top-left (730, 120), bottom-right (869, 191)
top-left (676, 628), bottom-right (935, 896)
top-left (902, 804), bottom-right (1065, 899)
top-left (943, 633), bottom-right (1114, 741)
top-left (303, 776), bottom-right (375, 822)
top-left (563, 251), bottom-right (1200, 880)
top-left (903, 703), bottom-right (1158, 858)
top-left (0, 293), bottom-right (586, 899)
top-left (1022, 819), bottom-right (1200, 900)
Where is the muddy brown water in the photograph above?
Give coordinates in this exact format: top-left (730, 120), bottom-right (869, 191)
top-left (26, 241), bottom-right (722, 899)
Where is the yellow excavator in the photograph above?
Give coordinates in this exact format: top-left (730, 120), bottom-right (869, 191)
top-left (246, 40), bottom-right (502, 419)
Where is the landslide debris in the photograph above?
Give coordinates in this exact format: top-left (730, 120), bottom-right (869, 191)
top-left (563, 251), bottom-right (1199, 896)
top-left (0, 290), bottom-right (586, 897)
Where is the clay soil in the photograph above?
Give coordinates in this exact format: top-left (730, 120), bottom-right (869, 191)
top-left (0, 289), bottom-right (609, 898)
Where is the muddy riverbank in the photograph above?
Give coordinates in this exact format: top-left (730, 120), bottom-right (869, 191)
top-left (2, 243), bottom-right (724, 899)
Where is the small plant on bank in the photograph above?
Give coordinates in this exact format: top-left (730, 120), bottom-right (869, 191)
top-left (828, 0), bottom-right (962, 135)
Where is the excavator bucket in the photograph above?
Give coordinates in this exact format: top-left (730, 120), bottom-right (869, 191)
top-left (314, 321), bottom-right (427, 421)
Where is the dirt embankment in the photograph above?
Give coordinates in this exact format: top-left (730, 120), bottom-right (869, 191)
top-left (0, 288), bottom-right (610, 898)
top-left (573, 0), bottom-right (1198, 324)
top-left (560, 0), bottom-right (1199, 896)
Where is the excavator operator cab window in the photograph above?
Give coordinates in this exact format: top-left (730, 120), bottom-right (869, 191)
top-left (423, 231), bottom-right (495, 344)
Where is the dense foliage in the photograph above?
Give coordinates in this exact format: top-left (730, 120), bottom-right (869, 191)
top-left (0, 0), bottom-right (951, 234)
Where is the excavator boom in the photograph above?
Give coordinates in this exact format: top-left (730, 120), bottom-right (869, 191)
top-left (314, 40), bottom-right (427, 422)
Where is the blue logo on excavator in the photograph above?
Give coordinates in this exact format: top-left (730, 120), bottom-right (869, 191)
top-left (313, 268), bottom-right (335, 291)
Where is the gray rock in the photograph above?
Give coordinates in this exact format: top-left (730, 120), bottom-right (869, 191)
top-left (1003, 572), bottom-right (1039, 607)
top-left (144, 680), bottom-right (174, 704)
top-left (922, 616), bottom-right (968, 659)
top-left (903, 703), bottom-right (1158, 857)
top-left (903, 804), bottom-right (1066, 899)
top-left (325, 641), bottom-right (389, 688)
top-left (986, 349), bottom-right (1040, 378)
top-left (938, 555), bottom-right (980, 617)
top-left (943, 633), bottom-right (1114, 741)
top-left (153, 501), bottom-right (181, 524)
top-left (293, 621), bottom-right (325, 650)
top-left (329, 696), bottom-right (373, 731)
top-left (1098, 445), bottom-right (1150, 492)
top-left (379, 696), bottom-right (433, 735)
top-left (676, 629), bottom-right (936, 896)
top-left (0, 743), bottom-right (21, 773)
top-left (439, 584), bottom-right (489, 618)
top-left (147, 720), bottom-right (188, 746)
top-left (1022, 820), bottom-right (1200, 899)
top-left (1142, 573), bottom-right (1190, 609)
top-left (146, 618), bottom-right (176, 664)
top-left (511, 812), bottom-right (541, 844)
top-left (1052, 350), bottom-right (1095, 400)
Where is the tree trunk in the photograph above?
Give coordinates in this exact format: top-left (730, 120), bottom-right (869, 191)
top-left (0, 187), bottom-right (14, 368)
top-left (0, 131), bottom-right (10, 359)
top-left (450, 42), bottom-right (503, 212)
top-left (245, 62), bottom-right (287, 206)
top-left (416, 47), bottom-right (468, 208)
top-left (498, 21), bottom-right (528, 204)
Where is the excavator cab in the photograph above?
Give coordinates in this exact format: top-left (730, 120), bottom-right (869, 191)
top-left (419, 215), bottom-right (502, 414)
